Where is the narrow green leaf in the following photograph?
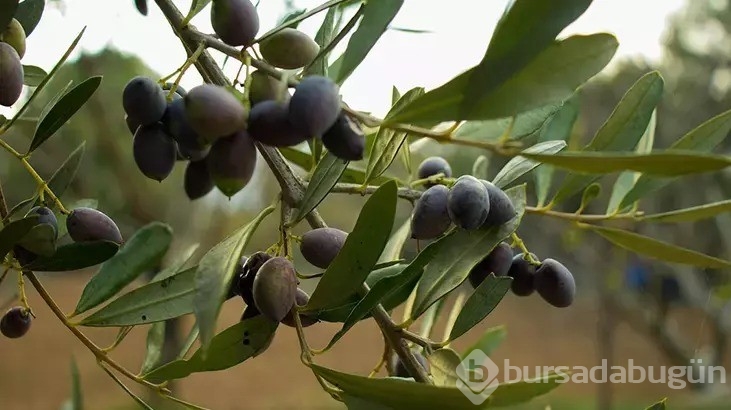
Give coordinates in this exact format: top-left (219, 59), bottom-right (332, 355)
top-left (334, 0), bottom-right (404, 84)
top-left (176, 324), bottom-right (199, 360)
top-left (278, 8), bottom-right (307, 27)
top-left (182, 0), bottom-right (211, 24)
top-left (524, 150), bottom-right (731, 177)
top-left (462, 325), bottom-right (507, 358)
top-left (3, 196), bottom-right (38, 222)
top-left (641, 200), bottom-right (731, 223)
top-left (365, 88), bottom-right (424, 183)
top-left (139, 322), bottom-right (166, 375)
top-left (142, 316), bottom-right (278, 383)
top-left (460, 0), bottom-right (592, 118)
top-left (389, 26), bottom-right (431, 34)
top-left (304, 181), bottom-right (397, 312)
top-left (305, 5), bottom-right (340, 77)
top-left (315, 264), bottom-right (419, 323)
top-left (607, 109), bottom-right (657, 213)
top-left (449, 275), bottom-right (512, 340)
top-left (534, 95), bottom-right (580, 206)
top-left (30, 76), bottom-right (102, 152)
top-left (17, 224), bottom-right (56, 257)
top-left (293, 153), bottom-right (348, 224)
top-left (324, 264), bottom-right (423, 349)
top-left (551, 71), bottom-right (664, 204)
top-left (0, 215), bottom-right (39, 260)
top-left (195, 206), bottom-right (274, 350)
top-left (411, 185), bottom-right (526, 319)
top-left (33, 142), bottom-right (86, 209)
top-left (620, 108), bottom-right (731, 209)
top-left (454, 103), bottom-right (561, 142)
top-left (256, 0), bottom-right (352, 44)
top-left (0, 0), bottom-right (19, 33)
top-left (586, 224), bottom-right (731, 269)
top-left (428, 348), bottom-right (461, 387)
top-left (385, 34), bottom-right (618, 125)
top-left (15, 0), bottom-right (44, 37)
top-left (311, 364), bottom-right (563, 409)
top-left (79, 267), bottom-right (196, 327)
top-left (492, 140), bottom-right (567, 188)
top-left (74, 222), bottom-right (172, 315)
top-left (24, 241), bottom-right (120, 272)
top-left (3, 27), bottom-right (85, 132)
top-left (22, 64), bottom-right (47, 87)
top-left (645, 398), bottom-right (667, 410)
top-left (152, 243), bottom-right (199, 282)
top-left (38, 80), bottom-right (73, 128)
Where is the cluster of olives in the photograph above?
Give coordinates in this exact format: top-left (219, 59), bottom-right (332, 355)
top-left (0, 17), bottom-right (28, 107)
top-left (4, 206), bottom-right (123, 339)
top-left (123, 0), bottom-right (365, 200)
top-left (468, 242), bottom-right (576, 308)
top-left (411, 156), bottom-right (577, 308)
top-left (226, 226), bottom-right (348, 346)
top-left (411, 156), bottom-right (516, 239)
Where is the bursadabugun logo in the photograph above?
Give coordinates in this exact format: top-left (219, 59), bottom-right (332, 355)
top-left (455, 349), bottom-right (727, 406)
top-left (455, 349), bottom-right (500, 405)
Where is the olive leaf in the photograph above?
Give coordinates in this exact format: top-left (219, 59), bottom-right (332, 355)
top-left (142, 316), bottom-right (278, 383)
top-left (74, 222), bottom-right (173, 315)
top-left (304, 181), bottom-right (397, 312)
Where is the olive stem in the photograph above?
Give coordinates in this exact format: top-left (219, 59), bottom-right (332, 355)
top-left (25, 271), bottom-right (170, 393)
top-left (155, 0), bottom-right (433, 386)
top-left (510, 233), bottom-right (540, 265)
top-left (292, 303), bottom-right (341, 398)
top-left (0, 138), bottom-right (70, 214)
top-left (160, 392), bottom-right (212, 410)
top-left (16, 270), bottom-right (30, 311)
top-left (167, 41), bottom-right (205, 101)
top-left (399, 328), bottom-right (444, 352)
top-left (408, 173), bottom-right (453, 189)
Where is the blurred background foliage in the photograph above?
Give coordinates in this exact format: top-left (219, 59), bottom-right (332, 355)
top-left (5, 0), bottom-right (731, 409)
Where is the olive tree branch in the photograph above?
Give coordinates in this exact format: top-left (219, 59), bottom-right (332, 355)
top-left (154, 0), bottom-right (433, 385)
top-left (182, 27), bottom-right (521, 154)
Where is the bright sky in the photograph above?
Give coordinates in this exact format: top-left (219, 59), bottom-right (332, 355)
top-left (10, 0), bottom-right (686, 119)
